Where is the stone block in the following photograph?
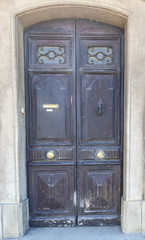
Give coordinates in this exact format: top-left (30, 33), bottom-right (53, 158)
top-left (121, 198), bottom-right (142, 233)
top-left (0, 205), bottom-right (2, 239)
top-left (22, 199), bottom-right (29, 234)
top-left (2, 199), bottom-right (29, 238)
top-left (142, 201), bottom-right (145, 233)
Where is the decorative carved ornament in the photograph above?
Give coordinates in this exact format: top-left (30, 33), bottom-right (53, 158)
top-left (37, 46), bottom-right (65, 64)
top-left (88, 47), bottom-right (113, 65)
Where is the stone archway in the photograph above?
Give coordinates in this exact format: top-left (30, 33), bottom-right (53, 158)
top-left (0, 1), bottom-right (145, 238)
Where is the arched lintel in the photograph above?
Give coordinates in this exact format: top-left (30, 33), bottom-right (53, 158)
top-left (15, 4), bottom-right (128, 29)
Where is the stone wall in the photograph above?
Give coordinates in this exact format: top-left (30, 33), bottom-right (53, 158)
top-left (0, 0), bottom-right (145, 238)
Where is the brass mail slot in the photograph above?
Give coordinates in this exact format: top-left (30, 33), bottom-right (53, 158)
top-left (43, 104), bottom-right (59, 109)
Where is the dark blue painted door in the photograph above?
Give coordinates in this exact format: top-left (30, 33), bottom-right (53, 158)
top-left (24, 19), bottom-right (124, 227)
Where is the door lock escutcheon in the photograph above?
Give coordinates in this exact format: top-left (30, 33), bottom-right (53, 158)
top-left (46, 151), bottom-right (55, 159)
top-left (96, 150), bottom-right (105, 159)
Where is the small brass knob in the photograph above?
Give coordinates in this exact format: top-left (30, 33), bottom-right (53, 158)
top-left (47, 151), bottom-right (55, 159)
top-left (96, 150), bottom-right (105, 159)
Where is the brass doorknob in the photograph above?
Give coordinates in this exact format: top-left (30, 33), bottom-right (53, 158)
top-left (47, 151), bottom-right (55, 159)
top-left (96, 150), bottom-right (105, 159)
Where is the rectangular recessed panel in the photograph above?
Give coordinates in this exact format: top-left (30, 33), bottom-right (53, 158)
top-left (79, 148), bottom-right (120, 160)
top-left (79, 38), bottom-right (120, 69)
top-left (29, 149), bottom-right (74, 161)
top-left (79, 74), bottom-right (120, 145)
top-left (28, 165), bottom-right (75, 216)
top-left (35, 171), bottom-right (68, 212)
top-left (29, 73), bottom-right (75, 145)
top-left (28, 37), bottom-right (72, 68)
top-left (78, 165), bottom-right (121, 215)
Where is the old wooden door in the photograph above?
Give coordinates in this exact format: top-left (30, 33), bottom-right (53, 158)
top-left (25, 19), bottom-right (124, 227)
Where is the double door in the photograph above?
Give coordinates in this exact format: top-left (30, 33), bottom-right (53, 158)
top-left (25, 19), bottom-right (124, 227)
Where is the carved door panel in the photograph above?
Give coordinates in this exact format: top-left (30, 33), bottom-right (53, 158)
top-left (76, 20), bottom-right (123, 226)
top-left (25, 19), bottom-right (123, 227)
top-left (25, 20), bottom-right (76, 227)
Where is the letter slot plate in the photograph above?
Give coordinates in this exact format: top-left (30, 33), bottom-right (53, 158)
top-left (43, 104), bottom-right (59, 109)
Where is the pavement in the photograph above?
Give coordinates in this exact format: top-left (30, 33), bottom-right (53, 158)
top-left (6, 226), bottom-right (145, 240)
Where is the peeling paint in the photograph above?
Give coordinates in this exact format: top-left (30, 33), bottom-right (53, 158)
top-left (80, 199), bottom-right (84, 208)
top-left (79, 222), bottom-right (83, 226)
top-left (67, 220), bottom-right (72, 223)
top-left (85, 198), bottom-right (91, 209)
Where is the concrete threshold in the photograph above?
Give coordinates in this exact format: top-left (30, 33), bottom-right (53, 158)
top-left (6, 226), bottom-right (145, 240)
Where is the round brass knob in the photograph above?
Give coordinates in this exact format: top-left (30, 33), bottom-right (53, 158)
top-left (47, 151), bottom-right (55, 159)
top-left (96, 150), bottom-right (105, 159)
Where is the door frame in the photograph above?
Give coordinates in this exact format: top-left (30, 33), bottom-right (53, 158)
top-left (16, 6), bottom-right (128, 230)
top-left (5, 1), bottom-right (144, 236)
